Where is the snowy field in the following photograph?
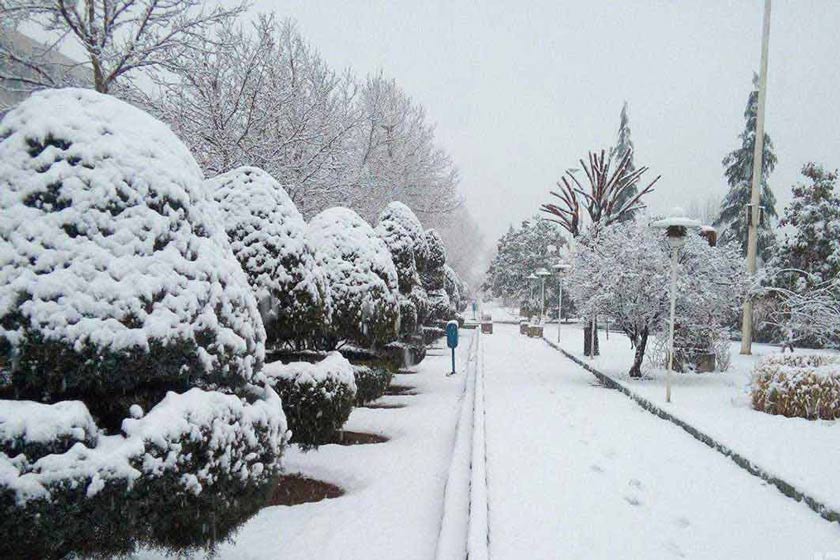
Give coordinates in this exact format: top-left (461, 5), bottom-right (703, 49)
top-left (538, 320), bottom-right (840, 517)
top-left (483, 324), bottom-right (840, 559)
top-left (135, 330), bottom-right (475, 560)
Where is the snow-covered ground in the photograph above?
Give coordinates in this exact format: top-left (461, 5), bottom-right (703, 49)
top-left (483, 324), bottom-right (840, 559)
top-left (134, 330), bottom-right (475, 560)
top-left (549, 322), bottom-right (840, 516)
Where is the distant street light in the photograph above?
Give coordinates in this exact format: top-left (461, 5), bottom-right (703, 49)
top-left (535, 267), bottom-right (552, 322)
top-left (651, 213), bottom-right (701, 403)
top-left (552, 262), bottom-right (571, 342)
top-left (526, 273), bottom-right (538, 313)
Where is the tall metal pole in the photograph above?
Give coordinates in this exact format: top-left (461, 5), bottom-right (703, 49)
top-left (557, 278), bottom-right (563, 343)
top-left (540, 276), bottom-right (546, 321)
top-left (741, 0), bottom-right (772, 355)
top-left (666, 246), bottom-right (679, 403)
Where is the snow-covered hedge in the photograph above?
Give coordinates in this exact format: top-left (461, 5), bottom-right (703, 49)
top-left (308, 208), bottom-right (400, 349)
top-left (264, 352), bottom-right (356, 448)
top-left (353, 365), bottom-right (393, 405)
top-left (443, 264), bottom-right (463, 312)
top-left (751, 354), bottom-right (840, 420)
top-left (0, 386), bottom-right (287, 558)
top-left (206, 167), bottom-right (329, 347)
top-left (0, 89), bottom-right (265, 430)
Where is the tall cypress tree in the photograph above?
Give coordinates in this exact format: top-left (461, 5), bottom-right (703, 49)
top-left (715, 74), bottom-right (778, 260)
top-left (609, 101), bottom-right (637, 219)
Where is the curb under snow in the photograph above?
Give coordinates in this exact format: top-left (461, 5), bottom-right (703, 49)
top-left (542, 337), bottom-right (840, 527)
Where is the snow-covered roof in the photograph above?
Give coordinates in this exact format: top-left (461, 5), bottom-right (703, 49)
top-left (650, 216), bottom-right (702, 229)
top-left (0, 88), bottom-right (264, 380)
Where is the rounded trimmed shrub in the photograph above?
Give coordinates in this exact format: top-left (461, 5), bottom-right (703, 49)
top-left (0, 88), bottom-right (265, 430)
top-left (751, 353), bottom-right (840, 420)
top-left (353, 364), bottom-right (393, 405)
top-left (264, 352), bottom-right (356, 449)
top-left (0, 89), bottom-right (287, 558)
top-left (206, 167), bottom-right (329, 348)
top-left (308, 208), bottom-right (400, 349)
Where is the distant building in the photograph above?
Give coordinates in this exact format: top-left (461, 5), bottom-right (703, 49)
top-left (0, 29), bottom-right (90, 112)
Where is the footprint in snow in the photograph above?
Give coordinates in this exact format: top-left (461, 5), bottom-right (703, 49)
top-left (673, 516), bottom-right (691, 529)
top-left (589, 464), bottom-right (604, 474)
top-left (628, 478), bottom-right (644, 490)
top-left (664, 540), bottom-right (686, 558)
top-left (623, 494), bottom-right (643, 507)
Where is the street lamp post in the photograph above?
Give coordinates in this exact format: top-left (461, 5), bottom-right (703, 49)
top-left (651, 214), bottom-right (701, 403)
top-left (553, 262), bottom-right (570, 342)
top-left (526, 273), bottom-right (538, 319)
top-left (535, 267), bottom-right (551, 323)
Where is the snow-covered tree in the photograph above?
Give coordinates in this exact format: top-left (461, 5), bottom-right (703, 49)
top-left (206, 166), bottom-right (329, 348)
top-left (0, 0), bottom-right (245, 94)
top-left (350, 74), bottom-right (461, 222)
top-left (770, 163), bottom-right (840, 289)
top-left (568, 219), bottom-right (746, 377)
top-left (542, 148), bottom-right (659, 355)
top-left (609, 101), bottom-right (638, 220)
top-left (307, 207), bottom-right (400, 349)
top-left (483, 216), bottom-right (568, 303)
top-left (0, 88), bottom-right (286, 557)
top-left (714, 74), bottom-right (778, 260)
top-left (762, 163), bottom-right (840, 347)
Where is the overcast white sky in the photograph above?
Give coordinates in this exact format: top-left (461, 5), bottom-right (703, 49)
top-left (252, 0), bottom-right (840, 240)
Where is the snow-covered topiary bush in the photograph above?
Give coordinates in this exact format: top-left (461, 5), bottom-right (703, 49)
top-left (206, 166), bottom-right (329, 348)
top-left (0, 89), bottom-right (286, 558)
top-left (352, 364), bottom-right (393, 405)
top-left (308, 208), bottom-right (400, 349)
top-left (443, 264), bottom-right (463, 312)
top-left (398, 297), bottom-right (418, 337)
top-left (376, 201), bottom-right (429, 290)
top-left (0, 88), bottom-right (265, 429)
top-left (264, 352), bottom-right (356, 448)
top-left (751, 354), bottom-right (840, 420)
top-left (0, 385), bottom-right (287, 558)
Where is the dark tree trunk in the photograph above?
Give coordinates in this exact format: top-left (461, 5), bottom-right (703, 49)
top-left (629, 327), bottom-right (649, 378)
top-left (583, 318), bottom-right (600, 356)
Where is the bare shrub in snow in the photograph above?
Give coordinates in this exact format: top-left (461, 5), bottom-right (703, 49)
top-left (751, 354), bottom-right (840, 420)
top-left (206, 166), bottom-right (329, 348)
top-left (264, 352), bottom-right (356, 449)
top-left (308, 208), bottom-right (400, 349)
top-left (0, 89), bottom-right (286, 557)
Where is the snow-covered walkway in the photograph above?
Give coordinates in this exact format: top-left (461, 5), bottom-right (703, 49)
top-left (482, 324), bottom-right (840, 559)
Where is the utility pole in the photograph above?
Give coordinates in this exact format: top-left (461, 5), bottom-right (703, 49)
top-left (741, 0), bottom-right (772, 355)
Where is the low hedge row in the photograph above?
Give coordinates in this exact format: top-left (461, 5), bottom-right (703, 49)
top-left (751, 354), bottom-right (840, 420)
top-left (264, 352), bottom-right (356, 449)
top-left (353, 365), bottom-right (393, 405)
top-left (0, 385), bottom-right (287, 559)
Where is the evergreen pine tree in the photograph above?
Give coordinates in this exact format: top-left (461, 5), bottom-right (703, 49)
top-left (715, 74), bottom-right (778, 260)
top-left (770, 163), bottom-right (840, 289)
top-left (609, 101), bottom-right (637, 219)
